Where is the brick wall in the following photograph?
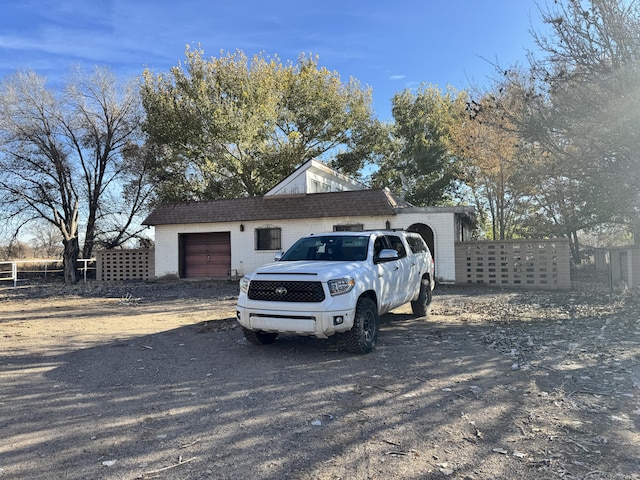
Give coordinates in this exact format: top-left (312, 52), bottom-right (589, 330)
top-left (455, 240), bottom-right (571, 290)
top-left (96, 249), bottom-right (155, 281)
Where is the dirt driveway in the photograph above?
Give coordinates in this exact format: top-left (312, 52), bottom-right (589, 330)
top-left (1, 281), bottom-right (639, 480)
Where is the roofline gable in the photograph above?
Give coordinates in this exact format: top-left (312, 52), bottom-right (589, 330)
top-left (265, 158), bottom-right (365, 196)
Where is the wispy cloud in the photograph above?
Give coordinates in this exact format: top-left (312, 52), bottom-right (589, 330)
top-left (0, 0), bottom-right (545, 119)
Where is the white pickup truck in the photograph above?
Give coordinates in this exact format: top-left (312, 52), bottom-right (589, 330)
top-left (236, 230), bottom-right (435, 353)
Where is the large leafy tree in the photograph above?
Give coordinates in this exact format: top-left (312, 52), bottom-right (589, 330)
top-left (524, 0), bottom-right (640, 244)
top-left (372, 85), bottom-right (467, 206)
top-left (0, 67), bottom-right (152, 283)
top-left (141, 47), bottom-right (382, 201)
top-left (451, 86), bottom-right (529, 240)
top-left (494, 69), bottom-right (603, 261)
top-left (519, 150), bottom-right (598, 262)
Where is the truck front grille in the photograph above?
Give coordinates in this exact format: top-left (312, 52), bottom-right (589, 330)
top-left (248, 280), bottom-right (325, 302)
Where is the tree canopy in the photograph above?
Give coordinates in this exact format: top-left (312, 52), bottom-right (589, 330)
top-left (450, 83), bottom-right (531, 240)
top-left (141, 47), bottom-right (383, 201)
top-left (372, 85), bottom-right (467, 206)
top-left (523, 0), bottom-right (640, 244)
top-left (0, 67), bottom-right (152, 283)
top-left (445, 0), bottom-right (640, 256)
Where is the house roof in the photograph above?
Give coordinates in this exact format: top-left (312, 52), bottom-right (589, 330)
top-left (142, 189), bottom-right (408, 226)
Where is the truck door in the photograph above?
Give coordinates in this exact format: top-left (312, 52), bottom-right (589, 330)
top-left (372, 235), bottom-right (396, 312)
top-left (384, 234), bottom-right (413, 304)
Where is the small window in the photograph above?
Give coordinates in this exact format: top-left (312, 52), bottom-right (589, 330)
top-left (386, 235), bottom-right (407, 258)
top-left (333, 224), bottom-right (364, 232)
top-left (406, 234), bottom-right (428, 254)
top-left (255, 228), bottom-right (281, 250)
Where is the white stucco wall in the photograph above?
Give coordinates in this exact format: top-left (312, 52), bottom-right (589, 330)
top-left (154, 216), bottom-right (384, 278)
top-left (152, 211), bottom-right (459, 282)
top-left (389, 212), bottom-right (456, 283)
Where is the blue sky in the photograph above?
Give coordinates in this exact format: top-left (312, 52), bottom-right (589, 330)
top-left (0, 0), bottom-right (549, 121)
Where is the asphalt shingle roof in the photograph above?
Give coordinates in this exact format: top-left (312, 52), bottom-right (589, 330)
top-left (142, 189), bottom-right (405, 226)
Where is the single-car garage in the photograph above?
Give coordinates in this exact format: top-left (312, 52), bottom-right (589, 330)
top-left (179, 232), bottom-right (231, 278)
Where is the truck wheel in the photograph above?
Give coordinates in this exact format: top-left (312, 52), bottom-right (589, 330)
top-left (411, 279), bottom-right (433, 317)
top-left (242, 327), bottom-right (278, 345)
top-left (345, 297), bottom-right (378, 354)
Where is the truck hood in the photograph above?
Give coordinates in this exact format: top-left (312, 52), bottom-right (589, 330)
top-left (251, 260), bottom-right (365, 280)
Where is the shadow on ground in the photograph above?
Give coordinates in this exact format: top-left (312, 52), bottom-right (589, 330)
top-left (1, 286), bottom-right (638, 479)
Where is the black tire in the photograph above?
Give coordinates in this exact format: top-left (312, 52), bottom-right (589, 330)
top-left (242, 327), bottom-right (278, 345)
top-left (345, 297), bottom-right (379, 354)
top-left (411, 279), bottom-right (433, 317)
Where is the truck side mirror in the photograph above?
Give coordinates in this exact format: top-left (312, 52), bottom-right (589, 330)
top-left (376, 248), bottom-right (399, 263)
top-left (274, 251), bottom-right (284, 261)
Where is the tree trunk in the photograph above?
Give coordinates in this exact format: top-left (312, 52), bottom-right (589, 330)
top-left (62, 237), bottom-right (80, 284)
top-left (568, 230), bottom-right (581, 265)
top-left (83, 216), bottom-right (96, 260)
top-left (54, 200), bottom-right (81, 284)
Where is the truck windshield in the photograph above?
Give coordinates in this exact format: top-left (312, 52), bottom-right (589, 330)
top-left (280, 235), bottom-right (369, 262)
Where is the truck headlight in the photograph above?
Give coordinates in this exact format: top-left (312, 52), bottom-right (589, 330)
top-left (328, 277), bottom-right (355, 296)
top-left (239, 276), bottom-right (251, 293)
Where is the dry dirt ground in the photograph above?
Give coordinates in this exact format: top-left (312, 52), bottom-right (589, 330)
top-left (0, 279), bottom-right (639, 480)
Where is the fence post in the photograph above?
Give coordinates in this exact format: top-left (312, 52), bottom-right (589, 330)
top-left (13, 262), bottom-right (17, 288)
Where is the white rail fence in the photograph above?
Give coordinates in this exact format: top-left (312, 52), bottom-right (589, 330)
top-left (0, 259), bottom-right (96, 288)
